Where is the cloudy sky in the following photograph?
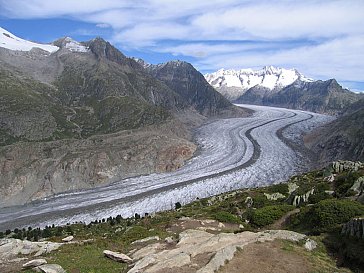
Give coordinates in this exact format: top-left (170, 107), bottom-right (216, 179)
top-left (0, 0), bottom-right (363, 91)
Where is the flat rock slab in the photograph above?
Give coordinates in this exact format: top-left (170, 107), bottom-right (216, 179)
top-left (103, 250), bottom-right (133, 263)
top-left (131, 236), bottom-right (160, 245)
top-left (23, 258), bottom-right (47, 268)
top-left (128, 229), bottom-right (311, 273)
top-left (61, 236), bottom-right (74, 242)
top-left (0, 238), bottom-right (62, 261)
top-left (33, 264), bottom-right (66, 273)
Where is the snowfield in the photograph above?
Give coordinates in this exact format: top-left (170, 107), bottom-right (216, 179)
top-left (0, 105), bottom-right (333, 229)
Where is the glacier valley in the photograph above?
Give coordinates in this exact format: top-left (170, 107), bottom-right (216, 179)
top-left (0, 105), bottom-right (334, 230)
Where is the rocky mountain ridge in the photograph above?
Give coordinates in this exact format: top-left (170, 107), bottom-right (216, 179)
top-left (205, 66), bottom-right (362, 115)
top-left (204, 66), bottom-right (313, 101)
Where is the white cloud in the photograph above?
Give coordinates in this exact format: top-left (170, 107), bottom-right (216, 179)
top-left (0, 0), bottom-right (363, 82)
top-left (96, 23), bottom-right (110, 28)
top-left (195, 35), bottom-right (364, 82)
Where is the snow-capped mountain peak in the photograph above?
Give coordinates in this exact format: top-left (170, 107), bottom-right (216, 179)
top-left (52, 37), bottom-right (89, 53)
top-left (205, 66), bottom-right (313, 91)
top-left (0, 27), bottom-right (59, 53)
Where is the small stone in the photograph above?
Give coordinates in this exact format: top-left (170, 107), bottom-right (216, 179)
top-left (115, 228), bottom-right (122, 233)
top-left (165, 237), bottom-right (174, 244)
top-left (239, 224), bottom-right (244, 229)
top-left (22, 259), bottom-right (47, 269)
top-left (61, 236), bottom-right (74, 242)
top-left (304, 239), bottom-right (317, 251)
top-left (218, 222), bottom-right (225, 228)
top-left (103, 250), bottom-right (133, 263)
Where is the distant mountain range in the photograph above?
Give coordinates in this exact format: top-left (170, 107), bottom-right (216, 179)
top-left (205, 67), bottom-right (362, 114)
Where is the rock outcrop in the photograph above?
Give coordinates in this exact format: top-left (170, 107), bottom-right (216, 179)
top-left (34, 264), bottom-right (66, 273)
top-left (332, 161), bottom-right (363, 173)
top-left (341, 218), bottom-right (364, 239)
top-left (292, 188), bottom-right (315, 206)
top-left (127, 229), bottom-right (313, 273)
top-left (264, 192), bottom-right (286, 201)
top-left (22, 259), bottom-right (47, 269)
top-left (0, 238), bottom-right (62, 271)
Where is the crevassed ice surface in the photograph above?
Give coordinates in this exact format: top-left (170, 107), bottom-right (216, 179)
top-left (0, 105), bottom-right (333, 229)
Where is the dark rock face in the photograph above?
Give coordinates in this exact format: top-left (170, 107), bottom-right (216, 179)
top-left (146, 61), bottom-right (238, 116)
top-left (305, 99), bottom-right (364, 163)
top-left (235, 79), bottom-right (361, 115)
top-left (342, 218), bottom-right (364, 239)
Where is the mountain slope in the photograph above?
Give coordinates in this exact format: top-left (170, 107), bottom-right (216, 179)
top-left (246, 79), bottom-right (360, 115)
top-left (140, 60), bottom-right (242, 116)
top-left (305, 98), bottom-right (364, 162)
top-left (0, 26), bottom-right (58, 53)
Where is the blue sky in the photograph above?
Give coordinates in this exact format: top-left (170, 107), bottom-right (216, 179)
top-left (0, 0), bottom-right (363, 92)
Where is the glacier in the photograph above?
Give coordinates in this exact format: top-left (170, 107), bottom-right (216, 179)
top-left (0, 105), bottom-right (333, 230)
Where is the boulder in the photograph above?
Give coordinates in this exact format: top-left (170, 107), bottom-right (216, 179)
top-left (350, 177), bottom-right (364, 195)
top-left (264, 192), bottom-right (285, 201)
top-left (288, 182), bottom-right (299, 194)
top-left (103, 250), bottom-right (133, 263)
top-left (61, 236), bottom-right (74, 242)
top-left (304, 239), bottom-right (317, 251)
top-left (22, 259), bottom-right (47, 269)
top-left (34, 264), bottom-right (66, 273)
top-left (164, 237), bottom-right (174, 244)
top-left (244, 196), bottom-right (253, 208)
top-left (0, 238), bottom-right (62, 261)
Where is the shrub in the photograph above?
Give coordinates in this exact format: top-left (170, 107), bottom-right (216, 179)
top-left (175, 202), bottom-right (182, 210)
top-left (293, 199), bottom-right (364, 233)
top-left (308, 191), bottom-right (333, 204)
top-left (267, 183), bottom-right (289, 195)
top-left (250, 205), bottom-right (294, 227)
top-left (334, 172), bottom-right (361, 197)
top-left (252, 194), bottom-right (278, 208)
top-left (311, 199), bottom-right (364, 231)
top-left (214, 211), bottom-right (242, 224)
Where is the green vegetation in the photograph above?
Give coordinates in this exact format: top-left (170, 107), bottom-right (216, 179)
top-left (214, 211), bottom-right (242, 224)
top-left (250, 205), bottom-right (294, 227)
top-left (291, 199), bottom-right (364, 233)
top-left (266, 183), bottom-right (289, 195)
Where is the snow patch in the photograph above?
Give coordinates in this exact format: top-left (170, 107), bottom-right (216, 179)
top-left (205, 66), bottom-right (314, 91)
top-left (63, 37), bottom-right (89, 52)
top-left (0, 27), bottom-right (59, 53)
